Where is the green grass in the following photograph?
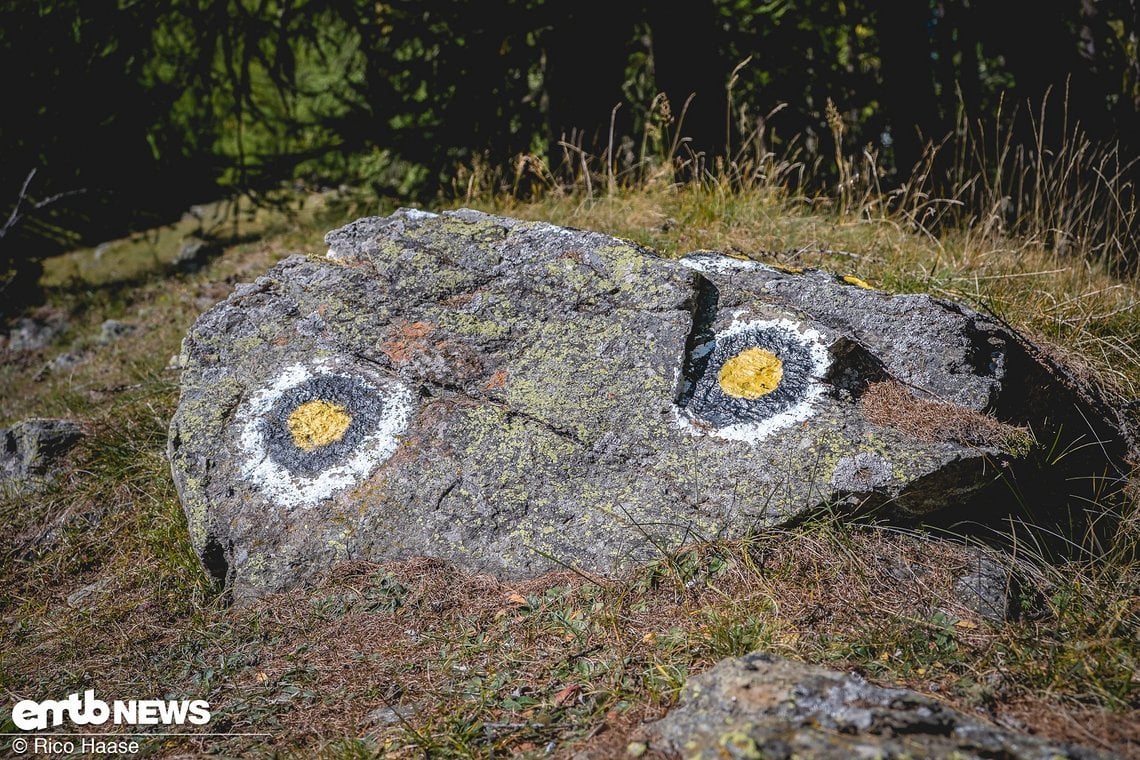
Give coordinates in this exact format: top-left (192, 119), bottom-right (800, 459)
top-left (1, 168), bottom-right (1138, 757)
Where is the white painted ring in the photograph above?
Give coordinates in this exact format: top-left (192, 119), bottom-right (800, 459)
top-left (675, 317), bottom-right (832, 443)
top-left (236, 360), bottom-right (413, 508)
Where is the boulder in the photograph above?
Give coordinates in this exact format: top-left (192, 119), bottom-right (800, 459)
top-left (1, 418), bottom-right (84, 490)
top-left (641, 652), bottom-right (1109, 759)
top-left (168, 209), bottom-right (1133, 600)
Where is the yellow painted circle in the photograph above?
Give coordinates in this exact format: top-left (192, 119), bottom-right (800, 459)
top-left (718, 348), bottom-right (784, 399)
top-left (288, 400), bottom-right (352, 451)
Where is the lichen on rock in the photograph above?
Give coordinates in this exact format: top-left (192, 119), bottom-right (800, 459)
top-left (641, 652), bottom-right (1111, 759)
top-left (1, 417), bottom-right (84, 492)
top-left (168, 208), bottom-right (1134, 600)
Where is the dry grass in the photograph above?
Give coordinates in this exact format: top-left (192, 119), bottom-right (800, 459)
top-left (861, 380), bottom-right (1033, 451)
top-left (8, 527), bottom-right (1129, 756)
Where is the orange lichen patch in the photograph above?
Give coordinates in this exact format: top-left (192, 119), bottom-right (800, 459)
top-left (381, 320), bottom-right (435, 365)
top-left (484, 370), bottom-right (509, 390)
top-left (718, 348), bottom-right (784, 399)
top-left (400, 321), bottom-right (434, 339)
top-left (774, 264), bottom-right (805, 274)
top-left (842, 274), bottom-right (874, 289)
top-left (273, 336), bottom-right (289, 347)
top-left (287, 400), bottom-right (352, 451)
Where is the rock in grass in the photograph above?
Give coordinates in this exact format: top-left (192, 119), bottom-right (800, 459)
top-left (641, 652), bottom-right (1109, 759)
top-left (173, 236), bottom-right (220, 273)
top-left (98, 319), bottom-right (135, 344)
top-left (1, 418), bottom-right (84, 490)
top-left (954, 550), bottom-right (1021, 623)
top-left (168, 208), bottom-right (1133, 600)
top-left (5, 311), bottom-right (67, 352)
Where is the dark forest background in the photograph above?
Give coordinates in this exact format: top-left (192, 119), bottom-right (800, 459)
top-left (3, 0), bottom-right (1140, 297)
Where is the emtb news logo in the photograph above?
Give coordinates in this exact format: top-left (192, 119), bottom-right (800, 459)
top-left (12, 690), bottom-right (211, 730)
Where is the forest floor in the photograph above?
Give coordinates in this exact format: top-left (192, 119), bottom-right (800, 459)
top-left (1, 183), bottom-right (1138, 758)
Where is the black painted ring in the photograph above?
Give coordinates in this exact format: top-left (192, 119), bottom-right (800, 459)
top-left (261, 374), bottom-right (387, 477)
top-left (682, 326), bottom-right (819, 428)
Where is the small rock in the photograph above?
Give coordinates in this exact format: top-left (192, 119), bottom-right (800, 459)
top-left (643, 652), bottom-right (1110, 759)
top-left (1, 418), bottom-right (84, 489)
top-left (885, 560), bottom-right (928, 583)
top-left (174, 237), bottom-right (219, 273)
top-left (98, 319), bottom-right (135, 344)
top-left (52, 350), bottom-right (87, 370)
top-left (366, 704), bottom-right (415, 727)
top-left (66, 578), bottom-right (111, 608)
top-left (955, 552), bottom-right (1016, 622)
top-left (7, 312), bottom-right (67, 352)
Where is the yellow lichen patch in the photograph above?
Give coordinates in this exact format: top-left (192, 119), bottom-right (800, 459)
top-left (718, 348), bottom-right (784, 399)
top-left (842, 274), bottom-right (873, 289)
top-left (288, 400), bottom-right (352, 451)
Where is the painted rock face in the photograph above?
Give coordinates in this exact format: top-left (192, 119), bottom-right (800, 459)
top-left (236, 362), bottom-right (413, 508)
top-left (168, 209), bottom-right (1131, 600)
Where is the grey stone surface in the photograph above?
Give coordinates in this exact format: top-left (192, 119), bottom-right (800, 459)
top-left (642, 652), bottom-right (1110, 759)
top-left (98, 319), bottom-right (135, 344)
top-left (51, 349), bottom-right (87, 370)
top-left (955, 552), bottom-right (1017, 623)
top-left (173, 237), bottom-right (219, 273)
top-left (6, 313), bottom-right (67, 352)
top-left (1, 418), bottom-right (84, 489)
top-left (830, 452), bottom-right (894, 493)
top-left (365, 704), bottom-right (416, 727)
top-left (168, 209), bottom-right (1133, 600)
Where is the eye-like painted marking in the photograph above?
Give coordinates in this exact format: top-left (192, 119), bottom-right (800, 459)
top-left (675, 318), bottom-right (831, 442)
top-left (718, 347), bottom-right (783, 399)
top-left (237, 361), bottom-right (414, 508)
top-left (288, 400), bottom-right (351, 450)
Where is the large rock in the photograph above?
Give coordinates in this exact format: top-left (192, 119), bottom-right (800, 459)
top-left (641, 652), bottom-right (1109, 759)
top-left (168, 209), bottom-right (1133, 600)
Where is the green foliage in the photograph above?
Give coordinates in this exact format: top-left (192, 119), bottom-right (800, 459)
top-left (5, 0), bottom-right (1140, 263)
